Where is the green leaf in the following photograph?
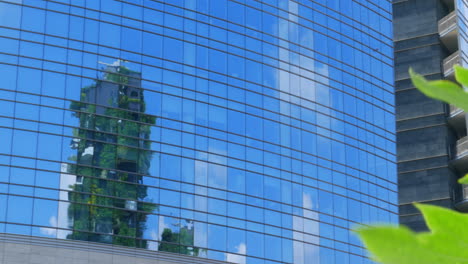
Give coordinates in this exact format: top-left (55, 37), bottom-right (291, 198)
top-left (409, 68), bottom-right (468, 112)
top-left (459, 174), bottom-right (468, 185)
top-left (455, 65), bottom-right (468, 87)
top-left (415, 204), bottom-right (468, 244)
top-left (355, 203), bottom-right (468, 264)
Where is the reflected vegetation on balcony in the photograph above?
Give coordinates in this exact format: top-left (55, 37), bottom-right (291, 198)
top-left (60, 60), bottom-right (199, 255)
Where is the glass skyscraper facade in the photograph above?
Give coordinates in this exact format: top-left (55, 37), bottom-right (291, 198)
top-left (458, 0), bottom-right (468, 68)
top-left (0, 0), bottom-right (396, 263)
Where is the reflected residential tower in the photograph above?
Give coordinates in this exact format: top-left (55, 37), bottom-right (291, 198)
top-left (64, 61), bottom-right (156, 246)
top-left (0, 1), bottom-right (396, 264)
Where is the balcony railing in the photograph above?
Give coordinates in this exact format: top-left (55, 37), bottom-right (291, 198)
top-left (450, 104), bottom-right (463, 116)
top-left (439, 10), bottom-right (457, 36)
top-left (443, 51), bottom-right (460, 77)
top-left (448, 104), bottom-right (466, 134)
top-left (439, 11), bottom-right (459, 52)
top-left (453, 183), bottom-right (468, 211)
top-left (450, 136), bottom-right (468, 162)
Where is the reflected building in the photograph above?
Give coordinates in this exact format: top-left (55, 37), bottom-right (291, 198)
top-left (64, 61), bottom-right (156, 246)
top-left (0, 1), bottom-right (396, 264)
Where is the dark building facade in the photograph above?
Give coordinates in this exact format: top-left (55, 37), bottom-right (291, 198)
top-left (0, 0), bottom-right (396, 263)
top-left (394, 0), bottom-right (468, 231)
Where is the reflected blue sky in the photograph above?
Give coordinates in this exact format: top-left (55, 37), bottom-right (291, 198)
top-left (0, 0), bottom-right (395, 263)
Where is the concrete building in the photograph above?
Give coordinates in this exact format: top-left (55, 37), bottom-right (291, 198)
top-left (394, 0), bottom-right (468, 231)
top-left (0, 1), bottom-right (396, 263)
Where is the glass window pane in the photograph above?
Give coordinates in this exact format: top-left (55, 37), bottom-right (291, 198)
top-left (7, 195), bottom-right (33, 224)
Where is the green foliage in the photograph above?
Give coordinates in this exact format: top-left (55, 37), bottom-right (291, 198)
top-left (409, 66), bottom-right (468, 112)
top-left (459, 174), bottom-right (468, 184)
top-left (355, 66), bottom-right (468, 264)
top-left (158, 226), bottom-right (200, 256)
top-left (64, 64), bottom-right (201, 255)
top-left (67, 65), bottom-right (157, 246)
top-left (356, 204), bottom-right (468, 264)
top-left (455, 66), bottom-right (468, 87)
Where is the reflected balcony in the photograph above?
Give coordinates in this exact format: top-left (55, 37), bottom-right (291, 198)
top-left (443, 50), bottom-right (460, 78)
top-left (439, 11), bottom-right (458, 52)
top-left (450, 136), bottom-right (468, 171)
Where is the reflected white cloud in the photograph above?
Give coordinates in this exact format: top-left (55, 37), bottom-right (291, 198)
top-left (194, 160), bottom-right (207, 187)
top-left (303, 192), bottom-right (313, 210)
top-left (316, 63), bottom-right (330, 85)
top-left (226, 242), bottom-right (246, 264)
top-left (288, 1), bottom-right (299, 23)
top-left (147, 230), bottom-right (159, 250)
top-left (151, 229), bottom-right (158, 240)
top-left (39, 216), bottom-right (57, 236)
top-left (293, 240), bottom-right (305, 264)
top-left (56, 163), bottom-right (76, 239)
top-left (158, 215), bottom-right (170, 240)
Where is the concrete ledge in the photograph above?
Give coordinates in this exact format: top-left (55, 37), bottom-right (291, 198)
top-left (0, 233), bottom-right (229, 264)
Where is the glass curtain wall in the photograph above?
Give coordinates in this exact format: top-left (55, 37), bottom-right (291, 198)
top-left (0, 0), bottom-right (396, 263)
top-left (458, 0), bottom-right (468, 67)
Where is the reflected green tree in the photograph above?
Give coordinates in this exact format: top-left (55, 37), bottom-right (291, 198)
top-left (64, 61), bottom-right (201, 255)
top-left (158, 219), bottom-right (200, 256)
top-left (66, 61), bottom-right (156, 247)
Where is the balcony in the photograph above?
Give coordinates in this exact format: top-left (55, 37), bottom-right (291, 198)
top-left (441, 0), bottom-right (455, 10)
top-left (453, 183), bottom-right (468, 211)
top-left (448, 104), bottom-right (466, 133)
top-left (439, 11), bottom-right (459, 52)
top-left (450, 136), bottom-right (468, 171)
top-left (443, 51), bottom-right (460, 78)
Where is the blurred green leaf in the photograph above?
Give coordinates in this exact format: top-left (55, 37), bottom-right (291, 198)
top-left (409, 68), bottom-right (468, 112)
top-left (356, 204), bottom-right (468, 264)
top-left (459, 174), bottom-right (468, 185)
top-left (357, 67), bottom-right (468, 264)
top-left (455, 65), bottom-right (468, 87)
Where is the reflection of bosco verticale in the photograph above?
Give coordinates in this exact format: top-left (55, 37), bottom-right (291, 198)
top-left (64, 63), bottom-right (167, 249)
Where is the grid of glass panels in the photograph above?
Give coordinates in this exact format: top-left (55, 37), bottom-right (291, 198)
top-left (0, 0), bottom-right (396, 263)
top-left (458, 0), bottom-right (468, 68)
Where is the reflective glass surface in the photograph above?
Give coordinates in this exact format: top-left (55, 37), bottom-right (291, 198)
top-left (0, 0), bottom-right (396, 263)
top-left (458, 0), bottom-right (468, 68)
